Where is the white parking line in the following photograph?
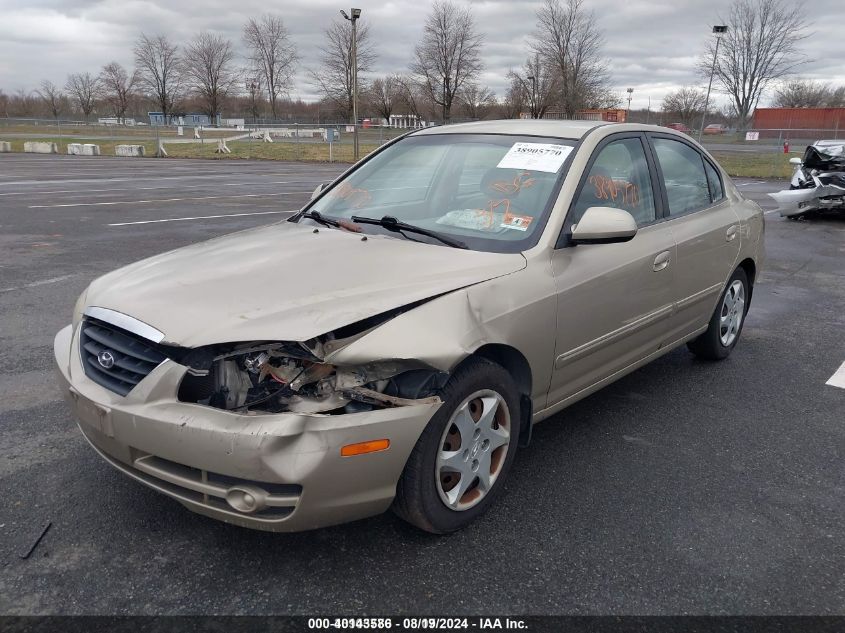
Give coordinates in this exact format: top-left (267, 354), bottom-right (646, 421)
top-left (764, 209), bottom-right (780, 215)
top-left (825, 361), bottom-right (845, 389)
top-left (0, 274), bottom-right (74, 294)
top-left (736, 181), bottom-right (765, 186)
top-left (28, 191), bottom-right (310, 208)
top-left (108, 210), bottom-right (298, 226)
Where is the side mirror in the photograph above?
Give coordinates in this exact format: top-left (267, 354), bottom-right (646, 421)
top-left (789, 157), bottom-right (802, 166)
top-left (310, 182), bottom-right (329, 200)
top-left (571, 206), bottom-right (638, 244)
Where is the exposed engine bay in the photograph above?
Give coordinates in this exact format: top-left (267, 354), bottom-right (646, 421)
top-left (177, 342), bottom-right (448, 415)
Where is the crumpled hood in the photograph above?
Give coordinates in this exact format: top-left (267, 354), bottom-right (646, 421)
top-left (85, 221), bottom-right (526, 347)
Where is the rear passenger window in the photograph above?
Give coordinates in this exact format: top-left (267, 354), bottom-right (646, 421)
top-left (704, 160), bottom-right (724, 202)
top-left (652, 138), bottom-right (711, 215)
top-left (570, 138), bottom-right (657, 226)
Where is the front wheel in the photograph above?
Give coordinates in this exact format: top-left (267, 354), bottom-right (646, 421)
top-left (687, 267), bottom-right (749, 360)
top-left (392, 357), bottom-right (520, 533)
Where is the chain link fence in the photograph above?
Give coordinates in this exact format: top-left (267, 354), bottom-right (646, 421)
top-left (0, 117), bottom-right (417, 162)
top-left (2, 117), bottom-right (839, 179)
top-left (700, 128), bottom-right (842, 180)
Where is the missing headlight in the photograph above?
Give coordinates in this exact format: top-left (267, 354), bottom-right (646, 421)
top-left (177, 346), bottom-right (445, 415)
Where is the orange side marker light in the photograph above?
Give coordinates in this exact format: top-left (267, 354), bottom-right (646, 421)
top-left (340, 439), bottom-right (390, 457)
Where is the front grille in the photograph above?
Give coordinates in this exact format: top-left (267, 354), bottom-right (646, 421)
top-left (80, 318), bottom-right (167, 396)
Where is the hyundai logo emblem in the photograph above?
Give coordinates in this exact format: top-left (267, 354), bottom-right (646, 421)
top-left (97, 350), bottom-right (115, 369)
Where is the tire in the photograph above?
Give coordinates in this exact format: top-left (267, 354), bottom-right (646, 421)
top-left (687, 267), bottom-right (749, 361)
top-left (392, 357), bottom-right (520, 534)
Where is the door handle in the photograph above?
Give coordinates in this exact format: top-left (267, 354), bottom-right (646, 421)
top-left (726, 224), bottom-right (738, 242)
top-left (653, 250), bottom-right (671, 272)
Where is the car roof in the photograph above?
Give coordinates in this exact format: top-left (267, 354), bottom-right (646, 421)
top-left (410, 119), bottom-right (608, 140)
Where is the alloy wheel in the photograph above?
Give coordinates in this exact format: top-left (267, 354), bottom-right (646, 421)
top-left (719, 280), bottom-right (745, 347)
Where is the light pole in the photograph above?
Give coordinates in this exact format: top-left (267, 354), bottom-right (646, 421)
top-left (341, 8), bottom-right (362, 160)
top-left (698, 24), bottom-right (728, 142)
top-left (527, 75), bottom-right (537, 118)
top-left (247, 80), bottom-right (259, 122)
top-left (626, 88), bottom-right (634, 120)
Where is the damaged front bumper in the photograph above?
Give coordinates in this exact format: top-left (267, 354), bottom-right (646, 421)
top-left (54, 324), bottom-right (442, 532)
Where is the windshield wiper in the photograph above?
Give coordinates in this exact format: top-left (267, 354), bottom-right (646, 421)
top-left (299, 210), bottom-right (361, 232)
top-left (350, 215), bottom-right (468, 249)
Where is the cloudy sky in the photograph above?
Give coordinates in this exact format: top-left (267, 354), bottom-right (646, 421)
top-left (1, 0), bottom-right (844, 111)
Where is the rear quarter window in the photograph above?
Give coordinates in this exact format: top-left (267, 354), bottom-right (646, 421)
top-left (704, 159), bottom-right (724, 202)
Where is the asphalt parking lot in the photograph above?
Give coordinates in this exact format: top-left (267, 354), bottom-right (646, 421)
top-left (1, 155), bottom-right (843, 615)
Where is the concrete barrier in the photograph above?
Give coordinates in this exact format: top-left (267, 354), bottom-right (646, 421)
top-left (24, 141), bottom-right (58, 154)
top-left (0, 141), bottom-right (10, 153)
top-left (115, 144), bottom-right (145, 157)
top-left (68, 143), bottom-right (101, 156)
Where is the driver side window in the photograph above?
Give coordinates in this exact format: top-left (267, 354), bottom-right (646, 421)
top-left (570, 137), bottom-right (657, 226)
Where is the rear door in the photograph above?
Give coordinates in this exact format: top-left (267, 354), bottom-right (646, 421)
top-left (646, 134), bottom-right (741, 341)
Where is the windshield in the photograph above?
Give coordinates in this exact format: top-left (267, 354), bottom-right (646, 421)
top-left (299, 133), bottom-right (577, 253)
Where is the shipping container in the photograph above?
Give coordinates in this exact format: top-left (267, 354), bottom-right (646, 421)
top-left (752, 108), bottom-right (844, 139)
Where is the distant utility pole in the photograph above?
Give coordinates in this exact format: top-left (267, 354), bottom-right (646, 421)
top-left (699, 24), bottom-right (728, 142)
top-left (626, 88), bottom-right (633, 119)
top-left (341, 8), bottom-right (362, 160)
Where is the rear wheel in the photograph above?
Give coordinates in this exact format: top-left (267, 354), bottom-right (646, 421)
top-left (392, 357), bottom-right (520, 533)
top-left (687, 268), bottom-right (749, 360)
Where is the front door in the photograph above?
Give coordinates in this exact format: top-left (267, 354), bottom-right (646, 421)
top-left (548, 135), bottom-right (676, 406)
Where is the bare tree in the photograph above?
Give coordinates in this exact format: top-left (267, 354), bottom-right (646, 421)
top-left (532, 0), bottom-right (612, 118)
top-left (245, 75), bottom-right (264, 120)
top-left (507, 54), bottom-right (558, 119)
top-left (37, 80), bottom-right (64, 120)
top-left (411, 1), bottom-right (484, 123)
top-left (0, 90), bottom-right (8, 118)
top-left (773, 80), bottom-right (840, 108)
top-left (10, 89), bottom-right (37, 117)
top-left (395, 76), bottom-right (432, 123)
top-left (829, 86), bottom-right (845, 108)
top-left (457, 84), bottom-right (496, 120)
top-left (243, 15), bottom-right (298, 119)
top-left (310, 18), bottom-right (376, 122)
top-left (661, 86), bottom-right (708, 127)
top-left (184, 32), bottom-right (237, 120)
top-left (583, 87), bottom-right (621, 110)
top-left (98, 62), bottom-right (138, 123)
top-left (502, 79), bottom-right (527, 119)
top-left (368, 75), bottom-right (402, 123)
top-left (65, 72), bottom-right (100, 120)
top-left (700, 0), bottom-right (809, 127)
top-left (134, 33), bottom-right (183, 122)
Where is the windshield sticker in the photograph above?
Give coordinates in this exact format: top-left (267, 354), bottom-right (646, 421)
top-left (497, 143), bottom-right (573, 173)
top-left (500, 212), bottom-right (534, 231)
